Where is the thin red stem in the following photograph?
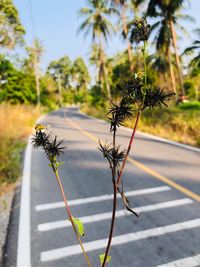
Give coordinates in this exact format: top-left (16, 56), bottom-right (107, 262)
top-left (116, 111), bottom-right (141, 186)
top-left (102, 181), bottom-right (117, 267)
top-left (54, 171), bottom-right (92, 267)
top-left (102, 129), bottom-right (117, 267)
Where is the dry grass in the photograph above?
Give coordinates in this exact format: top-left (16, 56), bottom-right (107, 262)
top-left (81, 104), bottom-right (200, 148)
top-left (0, 103), bottom-right (41, 192)
top-left (0, 103), bottom-right (40, 141)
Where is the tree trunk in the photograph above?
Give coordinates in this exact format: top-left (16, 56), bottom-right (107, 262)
top-left (121, 4), bottom-right (134, 72)
top-left (34, 55), bottom-right (40, 106)
top-left (167, 48), bottom-right (178, 98)
top-left (99, 41), bottom-right (111, 101)
top-left (169, 20), bottom-right (185, 96)
top-left (57, 73), bottom-right (62, 107)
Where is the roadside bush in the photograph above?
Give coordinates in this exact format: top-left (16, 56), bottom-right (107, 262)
top-left (0, 139), bottom-right (25, 184)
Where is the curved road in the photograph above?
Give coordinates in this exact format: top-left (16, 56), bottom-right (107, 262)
top-left (4, 107), bottom-right (200, 267)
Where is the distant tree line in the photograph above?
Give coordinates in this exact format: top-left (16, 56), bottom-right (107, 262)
top-left (0, 0), bottom-right (199, 108)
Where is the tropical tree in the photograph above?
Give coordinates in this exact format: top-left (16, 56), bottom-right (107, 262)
top-left (47, 56), bottom-right (72, 105)
top-left (146, 0), bottom-right (192, 96)
top-left (183, 29), bottom-right (200, 100)
top-left (149, 50), bottom-right (169, 84)
top-left (111, 0), bottom-right (145, 72)
top-left (0, 0), bottom-right (25, 49)
top-left (90, 43), bottom-right (109, 90)
top-left (129, 0), bottom-right (145, 19)
top-left (78, 0), bottom-right (115, 100)
top-left (111, 0), bottom-right (134, 71)
top-left (25, 39), bottom-right (43, 105)
top-left (0, 55), bottom-right (36, 103)
top-left (71, 57), bottom-right (90, 91)
top-left (184, 29), bottom-right (200, 69)
top-left (109, 50), bottom-right (131, 93)
top-left (90, 43), bottom-right (102, 83)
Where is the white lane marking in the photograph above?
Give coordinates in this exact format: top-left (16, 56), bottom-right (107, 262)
top-left (136, 131), bottom-right (200, 153)
top-left (41, 218), bottom-right (200, 262)
top-left (17, 139), bottom-right (31, 267)
top-left (35, 186), bottom-right (171, 211)
top-left (38, 198), bottom-right (193, 232)
top-left (78, 108), bottom-right (200, 153)
top-left (155, 253), bottom-right (200, 267)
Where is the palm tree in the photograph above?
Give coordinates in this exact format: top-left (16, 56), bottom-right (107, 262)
top-left (90, 43), bottom-right (103, 84)
top-left (184, 29), bottom-right (200, 69)
top-left (26, 39), bottom-right (43, 106)
top-left (144, 16), bottom-right (177, 94)
top-left (149, 50), bottom-right (169, 81)
top-left (129, 0), bottom-right (145, 19)
top-left (183, 29), bottom-right (200, 100)
top-left (147, 0), bottom-right (192, 96)
top-left (111, 0), bottom-right (134, 72)
top-left (78, 0), bottom-right (115, 100)
top-left (71, 57), bottom-right (91, 92)
top-left (111, 0), bottom-right (145, 72)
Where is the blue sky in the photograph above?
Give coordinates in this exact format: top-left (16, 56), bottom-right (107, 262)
top-left (13, 0), bottom-right (200, 73)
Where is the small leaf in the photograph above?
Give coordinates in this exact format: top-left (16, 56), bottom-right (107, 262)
top-left (58, 161), bottom-right (65, 167)
top-left (99, 253), bottom-right (111, 266)
top-left (69, 217), bottom-right (85, 236)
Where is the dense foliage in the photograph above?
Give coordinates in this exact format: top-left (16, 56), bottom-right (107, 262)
top-left (0, 0), bottom-right (25, 48)
top-left (0, 0), bottom-right (199, 107)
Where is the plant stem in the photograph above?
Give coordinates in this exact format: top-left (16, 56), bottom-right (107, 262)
top-left (102, 38), bottom-right (147, 267)
top-left (54, 170), bottom-right (92, 267)
top-left (143, 40), bottom-right (147, 87)
top-left (102, 180), bottom-right (117, 267)
top-left (116, 110), bottom-right (141, 186)
top-left (117, 39), bottom-right (147, 187)
top-left (102, 130), bottom-right (117, 267)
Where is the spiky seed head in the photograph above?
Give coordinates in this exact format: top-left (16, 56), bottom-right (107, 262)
top-left (142, 87), bottom-right (175, 110)
top-left (129, 17), bottom-right (151, 44)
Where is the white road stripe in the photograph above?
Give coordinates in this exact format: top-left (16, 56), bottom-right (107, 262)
top-left (155, 253), bottom-right (200, 267)
top-left (41, 218), bottom-right (200, 262)
top-left (35, 186), bottom-right (171, 211)
top-left (136, 131), bottom-right (200, 153)
top-left (17, 139), bottom-right (31, 267)
top-left (38, 198), bottom-right (193, 232)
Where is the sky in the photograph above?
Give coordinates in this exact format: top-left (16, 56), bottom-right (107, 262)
top-left (13, 0), bottom-right (200, 74)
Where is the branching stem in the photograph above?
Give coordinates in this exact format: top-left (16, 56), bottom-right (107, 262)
top-left (117, 39), bottom-right (147, 187)
top-left (102, 38), bottom-right (148, 267)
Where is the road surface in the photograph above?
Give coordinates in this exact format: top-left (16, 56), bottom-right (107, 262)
top-left (3, 107), bottom-right (200, 267)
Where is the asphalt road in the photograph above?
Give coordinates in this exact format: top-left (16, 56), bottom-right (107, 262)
top-left (4, 107), bottom-right (200, 267)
